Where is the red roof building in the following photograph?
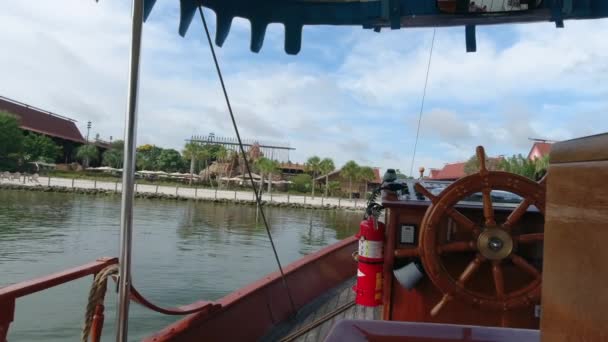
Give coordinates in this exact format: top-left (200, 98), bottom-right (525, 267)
top-left (428, 162), bottom-right (466, 181)
top-left (0, 95), bottom-right (85, 143)
top-left (527, 142), bottom-right (553, 160)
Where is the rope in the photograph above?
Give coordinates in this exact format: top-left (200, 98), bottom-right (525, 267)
top-left (197, 6), bottom-right (297, 316)
top-left (81, 264), bottom-right (119, 342)
top-left (409, 28), bottom-right (436, 178)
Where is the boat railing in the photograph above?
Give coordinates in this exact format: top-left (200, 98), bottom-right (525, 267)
top-left (0, 257), bottom-right (221, 342)
top-left (0, 257), bottom-right (118, 341)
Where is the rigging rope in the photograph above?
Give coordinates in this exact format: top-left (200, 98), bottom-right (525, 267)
top-left (409, 28), bottom-right (436, 178)
top-left (197, 6), bottom-right (297, 316)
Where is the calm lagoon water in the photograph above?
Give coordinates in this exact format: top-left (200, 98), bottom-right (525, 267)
top-left (0, 190), bottom-right (360, 341)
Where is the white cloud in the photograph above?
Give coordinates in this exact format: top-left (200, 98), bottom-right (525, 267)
top-left (1, 0), bottom-right (607, 176)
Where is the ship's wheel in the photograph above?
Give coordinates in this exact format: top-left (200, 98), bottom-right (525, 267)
top-left (413, 146), bottom-right (546, 316)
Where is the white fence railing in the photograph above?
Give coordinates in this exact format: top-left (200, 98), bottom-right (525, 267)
top-left (0, 176), bottom-right (364, 209)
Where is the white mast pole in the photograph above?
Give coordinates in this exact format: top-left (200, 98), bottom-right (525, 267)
top-left (116, 0), bottom-right (144, 340)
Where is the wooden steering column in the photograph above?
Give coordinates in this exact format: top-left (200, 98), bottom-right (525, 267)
top-left (397, 146), bottom-right (546, 317)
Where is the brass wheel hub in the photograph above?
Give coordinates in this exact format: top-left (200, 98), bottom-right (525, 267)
top-left (477, 228), bottom-right (513, 260)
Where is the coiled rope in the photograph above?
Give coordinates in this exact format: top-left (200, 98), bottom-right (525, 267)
top-left (81, 264), bottom-right (119, 342)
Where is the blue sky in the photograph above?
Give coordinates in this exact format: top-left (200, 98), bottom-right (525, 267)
top-left (1, 1), bottom-right (607, 174)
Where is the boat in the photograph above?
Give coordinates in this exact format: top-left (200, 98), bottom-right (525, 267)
top-left (1, 1), bottom-right (608, 341)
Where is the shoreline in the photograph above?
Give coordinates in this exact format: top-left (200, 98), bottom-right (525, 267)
top-left (0, 183), bottom-right (364, 212)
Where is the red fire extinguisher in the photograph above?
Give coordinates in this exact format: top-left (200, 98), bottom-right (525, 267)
top-left (353, 216), bottom-right (385, 307)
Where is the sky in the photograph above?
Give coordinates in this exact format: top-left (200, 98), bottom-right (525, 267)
top-left (1, 1), bottom-right (607, 175)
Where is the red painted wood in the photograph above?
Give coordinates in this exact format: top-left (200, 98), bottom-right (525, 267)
top-left (0, 298), bottom-right (15, 342)
top-left (144, 236), bottom-right (358, 341)
top-left (91, 304), bottom-right (105, 342)
top-left (0, 257), bottom-right (118, 301)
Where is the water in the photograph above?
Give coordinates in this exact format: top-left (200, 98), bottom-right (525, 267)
top-left (0, 190), bottom-right (360, 341)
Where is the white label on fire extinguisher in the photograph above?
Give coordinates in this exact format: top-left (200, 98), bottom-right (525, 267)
top-left (358, 239), bottom-right (383, 259)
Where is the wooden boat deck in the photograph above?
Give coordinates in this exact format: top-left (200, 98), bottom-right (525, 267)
top-left (264, 277), bottom-right (382, 342)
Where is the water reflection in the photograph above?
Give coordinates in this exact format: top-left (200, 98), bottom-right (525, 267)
top-left (0, 190), bottom-right (359, 341)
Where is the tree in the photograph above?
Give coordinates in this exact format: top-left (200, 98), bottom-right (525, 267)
top-left (357, 166), bottom-right (376, 196)
top-left (328, 181), bottom-right (341, 197)
top-left (182, 142), bottom-right (208, 184)
top-left (214, 146), bottom-right (229, 188)
top-left (464, 155), bottom-right (502, 175)
top-left (499, 154), bottom-right (537, 179)
top-left (341, 160), bottom-right (359, 199)
top-left (102, 140), bottom-right (124, 168)
top-left (0, 111), bottom-right (23, 170)
top-left (76, 144), bottom-right (99, 169)
top-left (137, 144), bottom-right (163, 170)
top-left (319, 158), bottom-right (335, 197)
top-left (22, 133), bottom-right (62, 163)
top-left (157, 149), bottom-right (185, 172)
top-left (256, 157), bottom-right (279, 195)
top-left (291, 174), bottom-right (312, 193)
top-left (305, 156), bottom-right (321, 198)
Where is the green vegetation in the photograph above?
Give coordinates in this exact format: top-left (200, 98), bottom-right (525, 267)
top-left (255, 157), bottom-right (279, 195)
top-left (305, 156), bottom-right (321, 198)
top-left (0, 111), bottom-right (63, 170)
top-left (76, 144), bottom-right (99, 168)
top-left (357, 166), bottom-right (376, 195)
top-left (341, 160), bottom-right (359, 199)
top-left (291, 174), bottom-right (312, 193)
top-left (319, 158), bottom-right (335, 197)
top-left (102, 140), bottom-right (124, 169)
top-left (464, 153), bottom-right (550, 180)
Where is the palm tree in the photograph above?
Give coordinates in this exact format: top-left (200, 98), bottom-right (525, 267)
top-left (318, 158), bottom-right (335, 197)
top-left (182, 142), bottom-right (208, 185)
top-left (357, 166), bottom-right (376, 197)
top-left (305, 156), bottom-right (321, 198)
top-left (341, 160), bottom-right (359, 199)
top-left (76, 144), bottom-right (99, 169)
top-left (215, 146), bottom-right (228, 188)
top-left (255, 157), bottom-right (278, 195)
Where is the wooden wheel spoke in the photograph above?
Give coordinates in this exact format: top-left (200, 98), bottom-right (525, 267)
top-left (430, 294), bottom-right (452, 317)
top-left (394, 248), bottom-right (419, 258)
top-left (511, 254), bottom-right (540, 279)
top-left (457, 254), bottom-right (485, 285)
top-left (515, 233), bottom-right (544, 244)
top-left (446, 208), bottom-right (480, 234)
top-left (438, 241), bottom-right (476, 254)
top-left (502, 198), bottom-right (532, 231)
top-left (482, 188), bottom-right (496, 226)
top-left (415, 183), bottom-right (438, 203)
top-left (492, 261), bottom-right (505, 299)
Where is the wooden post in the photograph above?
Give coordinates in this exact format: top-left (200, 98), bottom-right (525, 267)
top-left (135, 182), bottom-right (138, 192)
top-left (338, 198), bottom-right (341, 208)
top-left (175, 186), bottom-right (179, 196)
top-left (115, 182), bottom-right (118, 192)
top-left (270, 193), bottom-right (273, 202)
top-left (155, 185), bottom-right (159, 194)
top-left (287, 194), bottom-right (290, 203)
top-left (47, 176), bottom-right (51, 187)
top-left (252, 192), bottom-right (255, 201)
top-left (321, 197), bottom-right (324, 206)
top-left (72, 178), bottom-right (75, 188)
top-left (234, 190), bottom-right (237, 200)
top-left (94, 179), bottom-right (97, 189)
top-left (304, 196), bottom-right (306, 204)
top-left (355, 199), bottom-right (358, 208)
top-left (215, 188), bottom-right (218, 199)
top-left (22, 175), bottom-right (25, 184)
top-left (195, 187), bottom-right (198, 199)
